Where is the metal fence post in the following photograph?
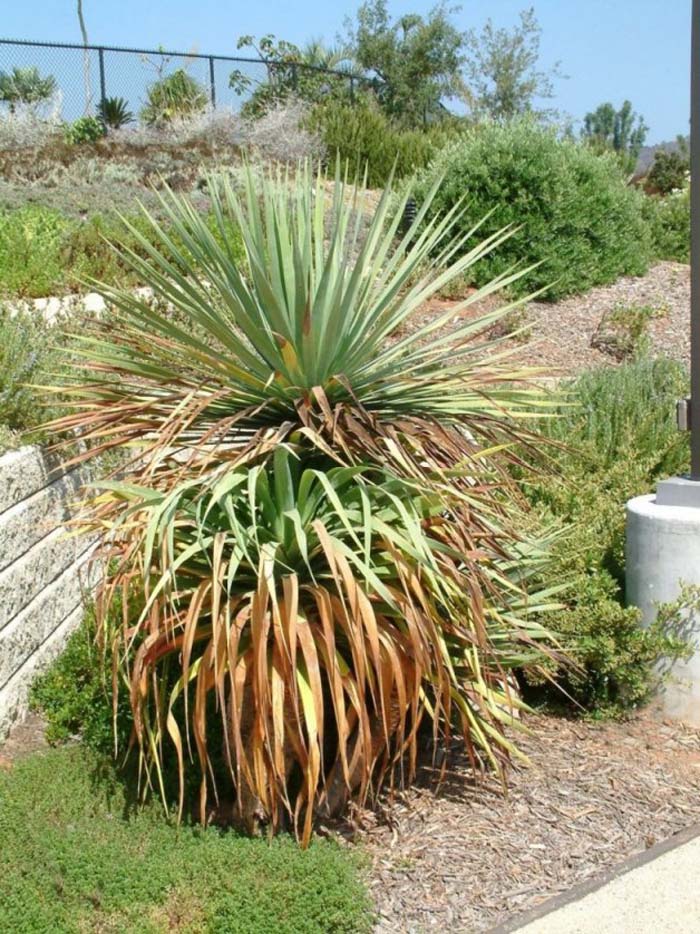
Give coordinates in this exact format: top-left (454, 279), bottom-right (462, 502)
top-left (350, 76), bottom-right (355, 103)
top-left (98, 47), bottom-right (107, 112)
top-left (208, 56), bottom-right (216, 108)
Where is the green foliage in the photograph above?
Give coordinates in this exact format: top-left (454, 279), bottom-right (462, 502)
top-left (30, 606), bottom-right (132, 750)
top-left (347, 0), bottom-right (466, 127)
top-left (0, 746), bottom-right (372, 933)
top-left (98, 96), bottom-right (134, 130)
top-left (464, 7), bottom-right (562, 122)
top-left (524, 358), bottom-right (691, 713)
top-left (0, 204), bottom-right (67, 297)
top-left (64, 115), bottom-right (107, 146)
top-left (141, 69), bottom-right (208, 126)
top-left (590, 303), bottom-right (665, 361)
top-left (308, 96), bottom-right (456, 186)
top-left (52, 165), bottom-right (560, 842)
top-left (644, 188), bottom-right (690, 263)
top-left (0, 204), bottom-right (245, 298)
top-left (0, 305), bottom-right (57, 449)
top-left (231, 35), bottom-right (355, 118)
top-left (0, 66), bottom-right (57, 110)
top-left (414, 119), bottom-right (651, 300)
top-left (646, 142), bottom-right (689, 195)
top-left (582, 100), bottom-right (648, 175)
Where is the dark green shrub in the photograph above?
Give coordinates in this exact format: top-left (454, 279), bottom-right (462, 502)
top-left (30, 605), bottom-right (130, 750)
top-left (64, 115), bottom-right (107, 145)
top-left (414, 119), bottom-right (651, 300)
top-left (307, 97), bottom-right (458, 187)
top-left (644, 188), bottom-right (690, 263)
top-left (97, 96), bottom-right (134, 130)
top-left (524, 358), bottom-right (690, 713)
top-left (141, 69), bottom-right (208, 126)
top-left (647, 148), bottom-right (689, 195)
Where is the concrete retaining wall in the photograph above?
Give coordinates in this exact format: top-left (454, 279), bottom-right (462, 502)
top-left (0, 445), bottom-right (96, 740)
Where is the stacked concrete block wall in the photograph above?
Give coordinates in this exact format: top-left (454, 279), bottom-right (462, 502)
top-left (0, 446), bottom-right (96, 740)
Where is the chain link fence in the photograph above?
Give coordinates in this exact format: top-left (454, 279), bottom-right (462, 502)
top-left (0, 38), bottom-right (364, 123)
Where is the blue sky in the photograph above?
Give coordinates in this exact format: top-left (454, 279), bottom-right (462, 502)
top-left (1, 0), bottom-right (691, 142)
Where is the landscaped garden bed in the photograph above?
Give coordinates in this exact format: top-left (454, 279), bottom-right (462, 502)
top-left (0, 35), bottom-right (695, 930)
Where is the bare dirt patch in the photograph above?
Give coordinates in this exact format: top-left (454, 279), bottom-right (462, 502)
top-left (350, 709), bottom-right (700, 933)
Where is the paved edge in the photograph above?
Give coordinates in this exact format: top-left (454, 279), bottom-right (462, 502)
top-left (489, 822), bottom-right (700, 934)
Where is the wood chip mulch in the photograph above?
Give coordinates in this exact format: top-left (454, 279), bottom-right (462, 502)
top-left (400, 261), bottom-right (690, 378)
top-left (340, 709), bottom-right (700, 933)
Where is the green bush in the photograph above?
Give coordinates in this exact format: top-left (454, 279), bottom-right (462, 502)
top-left (414, 119), bottom-right (651, 300)
top-left (524, 358), bottom-right (690, 713)
top-left (644, 188), bottom-right (690, 263)
top-left (0, 204), bottom-right (67, 297)
top-left (0, 306), bottom-right (57, 451)
top-left (30, 605), bottom-right (131, 750)
top-left (0, 204), bottom-right (246, 298)
top-left (308, 97), bottom-right (458, 187)
top-left (141, 69), bottom-right (208, 126)
top-left (647, 148), bottom-right (689, 195)
top-left (64, 115), bottom-right (107, 145)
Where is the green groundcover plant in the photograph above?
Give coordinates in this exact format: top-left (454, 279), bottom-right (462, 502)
top-left (49, 163), bottom-right (564, 844)
top-left (0, 746), bottom-right (372, 933)
top-left (413, 119), bottom-right (651, 300)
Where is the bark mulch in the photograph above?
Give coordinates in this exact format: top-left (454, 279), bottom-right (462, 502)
top-left (343, 710), bottom-right (700, 933)
top-left (401, 261), bottom-right (690, 378)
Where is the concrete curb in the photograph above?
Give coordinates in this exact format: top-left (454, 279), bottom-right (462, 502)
top-left (490, 822), bottom-right (700, 933)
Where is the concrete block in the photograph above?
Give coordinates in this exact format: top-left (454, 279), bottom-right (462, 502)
top-left (0, 604), bottom-right (83, 741)
top-left (626, 493), bottom-right (700, 726)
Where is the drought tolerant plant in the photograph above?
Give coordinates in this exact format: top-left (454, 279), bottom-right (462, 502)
top-left (141, 69), bottom-right (208, 126)
top-left (98, 95), bottom-right (134, 130)
top-left (51, 165), bottom-right (561, 843)
top-left (64, 114), bottom-right (107, 145)
top-left (645, 187), bottom-right (690, 264)
top-left (522, 358), bottom-right (690, 713)
top-left (414, 119), bottom-right (651, 300)
top-left (0, 66), bottom-right (57, 112)
top-left (307, 96), bottom-right (460, 187)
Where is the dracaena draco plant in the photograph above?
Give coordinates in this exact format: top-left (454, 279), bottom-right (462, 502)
top-left (49, 163), bottom-right (565, 844)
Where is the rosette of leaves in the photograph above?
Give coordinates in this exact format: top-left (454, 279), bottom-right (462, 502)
top-left (51, 164), bottom-right (563, 843)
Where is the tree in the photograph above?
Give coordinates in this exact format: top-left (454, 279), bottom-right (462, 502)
top-left (346, 0), bottom-right (467, 127)
top-left (463, 7), bottom-right (563, 122)
top-left (230, 35), bottom-right (356, 117)
top-left (582, 100), bottom-right (648, 175)
top-left (76, 0), bottom-right (92, 114)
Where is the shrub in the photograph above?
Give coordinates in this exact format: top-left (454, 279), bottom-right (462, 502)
top-left (242, 99), bottom-right (324, 163)
top-left (0, 305), bottom-right (56, 450)
top-left (307, 96), bottom-right (458, 187)
top-left (141, 69), bottom-right (208, 126)
top-left (64, 115), bottom-right (107, 145)
top-left (646, 148), bottom-right (689, 195)
top-left (645, 188), bottom-right (690, 263)
top-left (0, 204), bottom-right (67, 297)
top-left (51, 165), bottom-right (561, 844)
top-left (30, 605), bottom-right (131, 750)
top-left (413, 119), bottom-right (652, 300)
top-left (97, 96), bottom-right (134, 130)
top-left (523, 358), bottom-right (690, 713)
top-left (0, 66), bottom-right (57, 111)
top-left (0, 204), bottom-right (245, 298)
